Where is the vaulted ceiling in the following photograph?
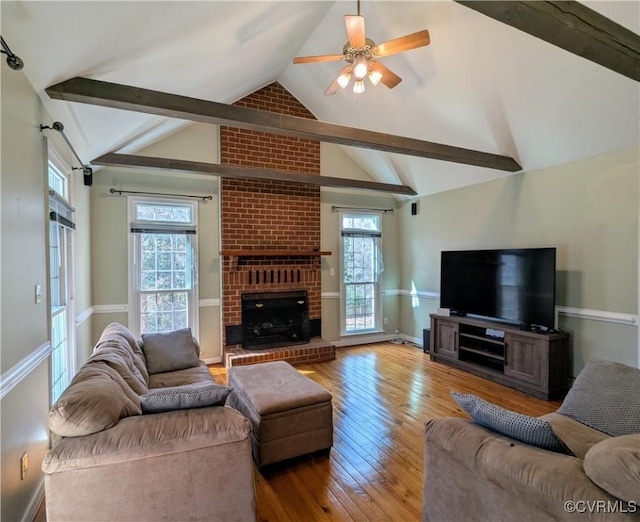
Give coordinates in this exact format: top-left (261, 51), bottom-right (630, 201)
top-left (2, 1), bottom-right (639, 197)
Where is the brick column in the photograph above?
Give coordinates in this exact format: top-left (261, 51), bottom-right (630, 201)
top-left (220, 83), bottom-right (322, 347)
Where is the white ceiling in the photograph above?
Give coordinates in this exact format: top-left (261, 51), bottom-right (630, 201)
top-left (3, 1), bottom-right (639, 197)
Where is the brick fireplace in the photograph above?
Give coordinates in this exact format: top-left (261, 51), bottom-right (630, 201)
top-left (220, 83), bottom-right (335, 367)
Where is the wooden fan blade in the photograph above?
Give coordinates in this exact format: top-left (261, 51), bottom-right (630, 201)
top-left (324, 79), bottom-right (341, 96)
top-left (370, 61), bottom-right (402, 89)
top-left (345, 15), bottom-right (365, 48)
top-left (372, 29), bottom-right (430, 58)
top-left (293, 54), bottom-right (345, 64)
top-left (325, 66), bottom-right (352, 96)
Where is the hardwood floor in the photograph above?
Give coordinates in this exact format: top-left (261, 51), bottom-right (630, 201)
top-left (35, 342), bottom-right (559, 521)
top-left (210, 342), bottom-right (561, 522)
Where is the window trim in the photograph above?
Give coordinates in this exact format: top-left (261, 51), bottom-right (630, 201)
top-left (127, 196), bottom-right (199, 338)
top-left (339, 211), bottom-right (384, 336)
top-left (48, 144), bottom-right (71, 201)
top-left (46, 139), bottom-right (76, 404)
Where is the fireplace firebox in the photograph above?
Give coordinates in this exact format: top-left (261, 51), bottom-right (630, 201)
top-left (241, 291), bottom-right (310, 350)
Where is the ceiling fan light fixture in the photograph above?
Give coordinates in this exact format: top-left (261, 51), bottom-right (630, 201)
top-left (337, 71), bottom-right (352, 89)
top-left (353, 80), bottom-right (365, 94)
top-left (368, 68), bottom-right (383, 86)
top-left (353, 56), bottom-right (368, 79)
top-left (292, 1), bottom-right (430, 96)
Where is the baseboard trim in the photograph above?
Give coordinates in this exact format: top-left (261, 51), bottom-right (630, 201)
top-left (201, 356), bottom-right (222, 365)
top-left (402, 334), bottom-right (423, 346)
top-left (394, 289), bottom-right (440, 300)
top-left (199, 298), bottom-right (221, 307)
top-left (1, 341), bottom-right (52, 400)
top-left (556, 306), bottom-right (637, 326)
top-left (22, 478), bottom-right (45, 522)
top-left (93, 304), bottom-right (128, 314)
top-left (394, 290), bottom-right (638, 326)
top-left (93, 301), bottom-right (224, 313)
top-left (334, 333), bottom-right (397, 347)
top-left (75, 306), bottom-right (94, 326)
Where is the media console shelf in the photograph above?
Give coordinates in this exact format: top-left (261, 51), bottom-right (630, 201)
top-left (429, 314), bottom-right (571, 400)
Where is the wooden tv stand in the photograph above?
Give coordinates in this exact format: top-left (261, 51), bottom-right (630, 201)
top-left (429, 314), bottom-right (571, 400)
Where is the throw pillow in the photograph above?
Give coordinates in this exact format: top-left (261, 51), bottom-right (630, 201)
top-left (141, 328), bottom-right (200, 375)
top-left (140, 382), bottom-right (232, 414)
top-left (557, 358), bottom-right (640, 437)
top-left (451, 391), bottom-right (574, 455)
top-left (583, 434), bottom-right (640, 503)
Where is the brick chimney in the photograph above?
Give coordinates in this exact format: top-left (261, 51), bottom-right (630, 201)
top-left (220, 83), bottom-right (324, 355)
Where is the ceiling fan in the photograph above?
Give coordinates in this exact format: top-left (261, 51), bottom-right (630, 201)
top-left (292, 1), bottom-right (430, 95)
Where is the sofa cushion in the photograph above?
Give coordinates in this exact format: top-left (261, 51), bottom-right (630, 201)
top-left (43, 406), bottom-right (251, 473)
top-left (558, 358), bottom-right (640, 436)
top-left (424, 418), bottom-right (622, 520)
top-left (540, 412), bottom-right (610, 459)
top-left (90, 340), bottom-right (148, 395)
top-left (583, 434), bottom-right (640, 503)
top-left (140, 382), bottom-right (232, 414)
top-left (148, 361), bottom-right (214, 389)
top-left (96, 322), bottom-right (149, 385)
top-left (142, 328), bottom-right (200, 375)
top-left (451, 392), bottom-right (573, 455)
top-left (49, 362), bottom-right (141, 437)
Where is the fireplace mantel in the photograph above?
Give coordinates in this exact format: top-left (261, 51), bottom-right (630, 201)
top-left (220, 250), bottom-right (331, 258)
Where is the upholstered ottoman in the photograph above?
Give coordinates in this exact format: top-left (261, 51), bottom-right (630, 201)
top-left (227, 361), bottom-right (333, 467)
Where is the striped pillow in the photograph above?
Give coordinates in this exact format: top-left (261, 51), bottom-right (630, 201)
top-left (141, 382), bottom-right (231, 414)
top-left (452, 391), bottom-right (573, 455)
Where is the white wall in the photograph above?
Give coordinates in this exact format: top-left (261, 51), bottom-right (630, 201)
top-left (72, 143), bottom-right (94, 365)
top-left (1, 65), bottom-right (51, 522)
top-left (1, 42), bottom-right (93, 519)
top-left (90, 131), bottom-right (402, 350)
top-left (399, 147), bottom-right (639, 374)
top-left (2, 69), bottom-right (57, 520)
top-left (320, 143), bottom-right (400, 342)
top-left (90, 123), bottom-right (223, 360)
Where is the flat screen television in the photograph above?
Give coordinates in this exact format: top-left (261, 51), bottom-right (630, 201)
top-left (440, 248), bottom-right (556, 329)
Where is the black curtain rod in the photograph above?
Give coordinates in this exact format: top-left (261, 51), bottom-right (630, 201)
top-left (109, 188), bottom-right (212, 202)
top-left (0, 35), bottom-right (24, 70)
top-left (40, 121), bottom-right (93, 186)
top-left (331, 205), bottom-right (394, 214)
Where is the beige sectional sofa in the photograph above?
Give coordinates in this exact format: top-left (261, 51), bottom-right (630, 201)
top-left (423, 358), bottom-right (640, 522)
top-left (42, 323), bottom-right (257, 522)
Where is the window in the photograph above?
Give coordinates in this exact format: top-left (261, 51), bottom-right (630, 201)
top-left (129, 198), bottom-right (198, 336)
top-left (341, 213), bottom-right (383, 334)
top-left (47, 146), bottom-right (76, 404)
top-left (48, 159), bottom-right (68, 199)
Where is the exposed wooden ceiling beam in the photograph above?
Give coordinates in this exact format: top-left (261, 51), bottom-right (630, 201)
top-left (91, 153), bottom-right (418, 196)
top-left (47, 77), bottom-right (522, 172)
top-left (455, 1), bottom-right (640, 82)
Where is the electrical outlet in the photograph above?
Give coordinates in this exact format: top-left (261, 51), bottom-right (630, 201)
top-left (20, 452), bottom-right (28, 480)
top-left (383, 317), bottom-right (388, 325)
top-left (329, 268), bottom-right (335, 276)
top-left (34, 284), bottom-right (42, 304)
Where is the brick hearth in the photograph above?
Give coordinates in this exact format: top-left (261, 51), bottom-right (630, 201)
top-left (224, 338), bottom-right (336, 368)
